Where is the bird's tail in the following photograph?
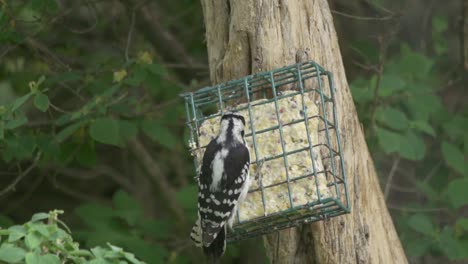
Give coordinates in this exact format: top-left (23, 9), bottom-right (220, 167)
top-left (203, 225), bottom-right (226, 264)
top-left (190, 213), bottom-right (202, 247)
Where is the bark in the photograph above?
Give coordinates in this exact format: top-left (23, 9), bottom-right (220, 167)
top-left (200, 0), bottom-right (408, 263)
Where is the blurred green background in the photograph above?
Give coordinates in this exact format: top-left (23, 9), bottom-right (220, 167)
top-left (0, 0), bottom-right (467, 263)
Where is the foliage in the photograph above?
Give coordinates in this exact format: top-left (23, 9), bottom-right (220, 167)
top-left (350, 14), bottom-right (468, 261)
top-left (0, 0), bottom-right (204, 263)
top-left (74, 190), bottom-right (170, 263)
top-left (0, 210), bottom-right (145, 264)
top-left (0, 0), bottom-right (465, 263)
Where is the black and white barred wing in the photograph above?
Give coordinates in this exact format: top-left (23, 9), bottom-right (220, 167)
top-left (197, 141), bottom-right (250, 247)
top-left (190, 139), bottom-right (220, 247)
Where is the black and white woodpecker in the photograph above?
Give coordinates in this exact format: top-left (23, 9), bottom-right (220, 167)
top-left (190, 113), bottom-right (251, 263)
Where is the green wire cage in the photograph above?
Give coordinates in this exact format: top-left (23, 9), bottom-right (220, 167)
top-left (181, 61), bottom-right (350, 242)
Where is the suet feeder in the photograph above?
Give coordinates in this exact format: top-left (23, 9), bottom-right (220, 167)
top-left (181, 61), bottom-right (350, 242)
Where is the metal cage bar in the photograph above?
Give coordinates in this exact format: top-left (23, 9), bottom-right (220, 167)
top-left (181, 61), bottom-right (349, 242)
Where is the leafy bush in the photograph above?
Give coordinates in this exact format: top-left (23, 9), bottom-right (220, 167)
top-left (73, 190), bottom-right (171, 263)
top-left (0, 210), bottom-right (144, 264)
top-left (350, 26), bottom-right (468, 260)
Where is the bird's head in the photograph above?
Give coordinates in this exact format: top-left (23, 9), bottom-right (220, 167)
top-left (217, 112), bottom-right (246, 144)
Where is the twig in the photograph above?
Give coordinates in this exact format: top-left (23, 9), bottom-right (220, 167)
top-left (351, 60), bottom-right (379, 72)
top-left (390, 184), bottom-right (418, 193)
top-left (423, 161), bottom-right (441, 183)
top-left (331, 10), bottom-right (394, 21)
top-left (420, 0), bottom-right (436, 50)
top-left (68, 0), bottom-right (99, 34)
top-left (162, 63), bottom-right (208, 70)
top-left (54, 165), bottom-right (134, 191)
top-left (58, 167), bottom-right (101, 180)
top-left (4, 174), bottom-right (45, 214)
top-left (388, 204), bottom-right (448, 213)
top-left (25, 37), bottom-right (71, 70)
top-left (50, 102), bottom-right (72, 113)
top-left (125, 5), bottom-right (137, 62)
top-left (364, 0), bottom-right (395, 16)
top-left (58, 81), bottom-right (87, 102)
top-left (53, 180), bottom-right (108, 203)
top-left (384, 156), bottom-right (400, 200)
top-left (0, 45), bottom-right (17, 60)
top-left (0, 171), bottom-right (17, 175)
top-left (94, 165), bottom-right (135, 191)
top-left (372, 36), bottom-right (388, 105)
top-left (126, 0), bottom-right (198, 67)
top-left (128, 138), bottom-right (185, 221)
top-left (0, 152), bottom-right (42, 196)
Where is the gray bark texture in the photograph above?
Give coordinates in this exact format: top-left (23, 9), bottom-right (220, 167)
top-left (200, 0), bottom-right (408, 263)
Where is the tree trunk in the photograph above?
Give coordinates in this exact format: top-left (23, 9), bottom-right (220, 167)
top-left (200, 0), bottom-right (408, 263)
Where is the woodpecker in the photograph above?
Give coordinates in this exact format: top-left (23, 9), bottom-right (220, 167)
top-left (190, 113), bottom-right (251, 263)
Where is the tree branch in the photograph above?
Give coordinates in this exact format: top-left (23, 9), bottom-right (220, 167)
top-left (128, 138), bottom-right (185, 221)
top-left (0, 152), bottom-right (41, 196)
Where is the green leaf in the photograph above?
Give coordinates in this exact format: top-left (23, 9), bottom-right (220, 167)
top-left (455, 218), bottom-right (468, 232)
top-left (433, 37), bottom-right (448, 55)
top-left (405, 238), bottom-right (432, 257)
top-left (25, 231), bottom-right (43, 249)
top-left (75, 203), bottom-right (115, 230)
top-left (439, 226), bottom-right (465, 260)
top-left (350, 40), bottom-right (380, 63)
top-left (432, 16), bottom-right (448, 33)
top-left (118, 120), bottom-right (138, 141)
top-left (0, 121), bottom-right (4, 140)
top-left (399, 44), bottom-right (434, 78)
top-left (407, 214), bottom-right (434, 236)
top-left (120, 238), bottom-right (167, 264)
top-left (441, 141), bottom-right (466, 176)
top-left (464, 133), bottom-right (468, 156)
top-left (11, 93), bottom-right (32, 112)
top-left (410, 121), bottom-right (435, 137)
top-left (8, 225), bottom-right (27, 242)
top-left (406, 94), bottom-right (442, 121)
top-left (378, 74), bottom-right (406, 97)
top-left (145, 63), bottom-right (166, 75)
top-left (447, 178), bottom-right (468, 209)
top-left (33, 92), bottom-right (49, 112)
top-left (31, 212), bottom-right (49, 222)
top-left (88, 258), bottom-right (110, 264)
top-left (176, 184), bottom-right (198, 211)
top-left (0, 215), bottom-right (14, 228)
top-left (376, 127), bottom-right (402, 154)
top-left (123, 251), bottom-right (142, 264)
top-left (414, 181), bottom-right (439, 201)
top-left (55, 120), bottom-right (88, 143)
top-left (138, 219), bottom-right (170, 239)
top-left (0, 244), bottom-right (26, 263)
top-left (25, 252), bottom-right (61, 264)
top-left (443, 116), bottom-right (468, 141)
top-left (113, 190), bottom-right (142, 225)
top-left (375, 107), bottom-right (408, 131)
top-left (124, 65), bottom-right (147, 87)
top-left (76, 140), bottom-right (97, 167)
top-left (30, 223), bottom-right (49, 237)
top-left (3, 135), bottom-right (36, 161)
top-left (141, 120), bottom-right (177, 149)
top-left (89, 118), bottom-right (137, 147)
top-left (350, 77), bottom-right (375, 103)
top-left (30, 0), bottom-right (59, 13)
top-left (5, 113), bottom-right (28, 130)
top-left (398, 131), bottom-right (426, 160)
top-left (89, 118), bottom-right (120, 146)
